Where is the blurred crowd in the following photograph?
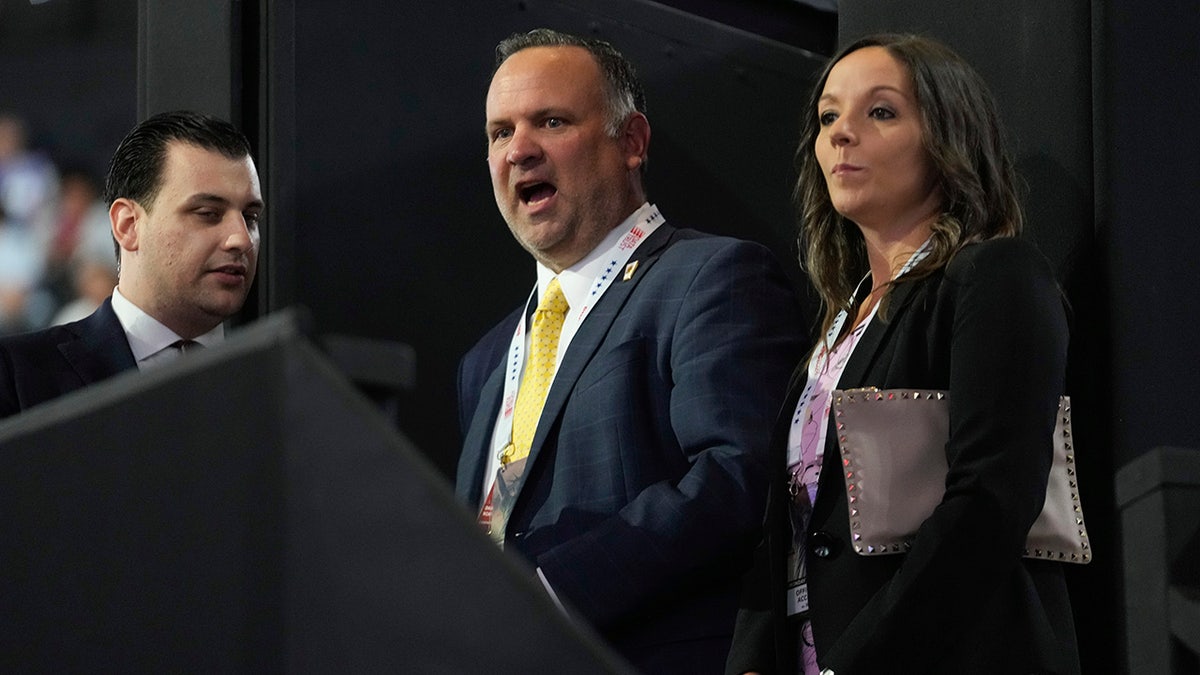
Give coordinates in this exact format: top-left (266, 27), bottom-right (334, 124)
top-left (0, 113), bottom-right (118, 336)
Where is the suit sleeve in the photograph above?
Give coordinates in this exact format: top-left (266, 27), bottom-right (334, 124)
top-left (535, 240), bottom-right (804, 628)
top-left (822, 239), bottom-right (1069, 673)
top-left (457, 355), bottom-right (479, 441)
top-left (726, 506), bottom-right (789, 674)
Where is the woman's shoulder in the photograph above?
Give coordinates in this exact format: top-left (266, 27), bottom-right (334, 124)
top-left (945, 236), bottom-right (1056, 283)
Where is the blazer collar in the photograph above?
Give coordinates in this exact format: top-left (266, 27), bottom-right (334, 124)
top-left (456, 225), bottom-right (677, 507)
top-left (522, 223), bottom-right (677, 470)
top-left (58, 297), bottom-right (138, 385)
top-left (837, 277), bottom-right (923, 388)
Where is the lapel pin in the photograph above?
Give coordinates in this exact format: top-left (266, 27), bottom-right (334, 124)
top-left (623, 260), bottom-right (639, 281)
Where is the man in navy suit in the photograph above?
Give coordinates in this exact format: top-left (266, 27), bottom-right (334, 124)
top-left (457, 29), bottom-right (803, 673)
top-left (0, 111), bottom-right (263, 418)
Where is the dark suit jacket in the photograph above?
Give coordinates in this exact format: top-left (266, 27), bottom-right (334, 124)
top-left (728, 238), bottom-right (1081, 675)
top-left (0, 298), bottom-right (137, 418)
top-left (457, 224), bottom-right (805, 673)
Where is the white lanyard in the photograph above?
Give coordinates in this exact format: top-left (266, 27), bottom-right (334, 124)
top-left (787, 236), bottom-right (934, 469)
top-left (489, 206), bottom-right (665, 462)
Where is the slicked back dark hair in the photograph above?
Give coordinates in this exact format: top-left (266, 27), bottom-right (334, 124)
top-left (103, 110), bottom-right (252, 260)
top-left (495, 28), bottom-right (646, 138)
top-left (102, 110), bottom-right (252, 207)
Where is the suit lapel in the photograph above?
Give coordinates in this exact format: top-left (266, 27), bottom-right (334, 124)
top-left (456, 361), bottom-right (507, 506)
top-left (58, 298), bottom-right (137, 385)
top-left (522, 224), bottom-right (676, 472)
top-left (815, 276), bottom-right (931, 525)
top-left (837, 278), bottom-right (923, 388)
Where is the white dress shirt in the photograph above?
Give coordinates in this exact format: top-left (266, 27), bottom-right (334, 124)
top-left (109, 287), bottom-right (224, 370)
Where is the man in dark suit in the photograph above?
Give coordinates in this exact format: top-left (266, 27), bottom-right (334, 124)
top-left (0, 111), bottom-right (263, 418)
top-left (457, 29), bottom-right (803, 673)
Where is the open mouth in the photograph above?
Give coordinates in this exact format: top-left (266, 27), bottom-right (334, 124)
top-left (519, 182), bottom-right (557, 205)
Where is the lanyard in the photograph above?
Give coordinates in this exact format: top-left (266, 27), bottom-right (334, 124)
top-left (782, 235), bottom-right (935, 618)
top-left (489, 205), bottom-right (665, 463)
top-left (787, 235), bottom-right (934, 470)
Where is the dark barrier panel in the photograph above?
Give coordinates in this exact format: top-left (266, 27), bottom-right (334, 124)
top-left (0, 312), bottom-right (633, 674)
top-left (1116, 447), bottom-right (1200, 674)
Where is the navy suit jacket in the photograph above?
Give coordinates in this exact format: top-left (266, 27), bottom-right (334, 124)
top-left (0, 297), bottom-right (137, 419)
top-left (457, 223), bottom-right (804, 672)
top-left (728, 238), bottom-right (1080, 675)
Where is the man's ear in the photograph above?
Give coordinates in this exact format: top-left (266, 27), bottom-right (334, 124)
top-left (621, 112), bottom-right (650, 171)
top-left (110, 198), bottom-right (141, 253)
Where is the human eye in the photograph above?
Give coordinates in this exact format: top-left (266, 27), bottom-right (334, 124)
top-left (818, 110), bottom-right (837, 126)
top-left (544, 117), bottom-right (565, 129)
top-left (194, 208), bottom-right (221, 222)
top-left (489, 127), bottom-right (512, 143)
top-left (869, 106), bottom-right (896, 120)
top-left (244, 211), bottom-right (262, 228)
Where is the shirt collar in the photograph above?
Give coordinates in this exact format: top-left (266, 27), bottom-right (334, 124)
top-left (534, 202), bottom-right (653, 310)
top-left (110, 287), bottom-right (225, 363)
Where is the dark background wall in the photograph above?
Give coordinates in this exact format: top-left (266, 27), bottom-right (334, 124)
top-left (1099, 1), bottom-right (1200, 468)
top-left (0, 0), bottom-right (136, 180)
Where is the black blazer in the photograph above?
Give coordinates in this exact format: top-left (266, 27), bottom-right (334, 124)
top-left (0, 297), bottom-right (136, 418)
top-left (458, 224), bottom-right (805, 674)
top-left (729, 238), bottom-right (1080, 675)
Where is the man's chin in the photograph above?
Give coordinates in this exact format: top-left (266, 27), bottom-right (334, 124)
top-left (199, 293), bottom-right (250, 321)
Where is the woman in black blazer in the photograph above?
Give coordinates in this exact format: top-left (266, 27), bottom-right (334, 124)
top-left (727, 34), bottom-right (1080, 675)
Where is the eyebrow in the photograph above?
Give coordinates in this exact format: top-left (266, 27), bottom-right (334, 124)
top-left (185, 193), bottom-right (264, 210)
top-left (486, 107), bottom-right (568, 128)
top-left (819, 84), bottom-right (907, 104)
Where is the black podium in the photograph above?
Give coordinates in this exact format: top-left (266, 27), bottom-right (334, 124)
top-left (0, 312), bottom-right (633, 673)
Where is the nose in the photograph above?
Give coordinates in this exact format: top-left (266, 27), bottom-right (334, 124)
top-left (828, 115), bottom-right (856, 146)
top-left (222, 213), bottom-right (256, 253)
top-left (506, 125), bottom-right (543, 166)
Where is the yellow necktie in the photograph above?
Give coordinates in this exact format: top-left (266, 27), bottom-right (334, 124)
top-left (501, 277), bottom-right (569, 465)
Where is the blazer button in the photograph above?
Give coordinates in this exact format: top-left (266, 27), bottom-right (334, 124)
top-left (809, 531), bottom-right (836, 559)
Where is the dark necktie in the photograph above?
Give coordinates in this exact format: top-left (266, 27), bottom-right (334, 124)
top-left (172, 339), bottom-right (202, 354)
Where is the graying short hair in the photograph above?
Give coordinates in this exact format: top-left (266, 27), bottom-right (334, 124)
top-left (495, 28), bottom-right (646, 137)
